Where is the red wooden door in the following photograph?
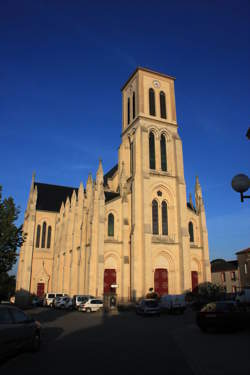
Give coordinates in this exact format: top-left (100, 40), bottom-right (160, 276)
top-left (104, 269), bottom-right (116, 293)
top-left (37, 283), bottom-right (45, 297)
top-left (154, 268), bottom-right (168, 296)
top-left (191, 271), bottom-right (198, 291)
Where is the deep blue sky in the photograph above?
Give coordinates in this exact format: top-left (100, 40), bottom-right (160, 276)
top-left (1, 0), bottom-right (249, 274)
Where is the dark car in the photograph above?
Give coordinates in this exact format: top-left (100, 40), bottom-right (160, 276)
top-left (136, 299), bottom-right (161, 316)
top-left (0, 305), bottom-right (41, 362)
top-left (196, 301), bottom-right (246, 332)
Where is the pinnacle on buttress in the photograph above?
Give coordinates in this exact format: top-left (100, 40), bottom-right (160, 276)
top-left (96, 159), bottom-right (104, 185)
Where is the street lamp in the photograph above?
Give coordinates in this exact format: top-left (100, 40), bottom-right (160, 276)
top-left (231, 174), bottom-right (250, 202)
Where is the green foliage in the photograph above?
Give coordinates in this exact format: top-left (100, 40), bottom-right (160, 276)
top-left (0, 185), bottom-right (25, 274)
top-left (0, 273), bottom-right (16, 300)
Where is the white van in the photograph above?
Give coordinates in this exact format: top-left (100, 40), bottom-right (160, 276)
top-left (43, 293), bottom-right (67, 307)
top-left (160, 294), bottom-right (186, 314)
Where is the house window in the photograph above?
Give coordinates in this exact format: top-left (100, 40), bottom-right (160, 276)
top-left (221, 272), bottom-right (226, 282)
top-left (108, 213), bottom-right (114, 237)
top-left (149, 132), bottom-right (156, 170)
top-left (160, 134), bottom-right (167, 171)
top-left (162, 201), bottom-right (168, 235)
top-left (127, 97), bottom-right (130, 125)
top-left (35, 225), bottom-right (41, 248)
top-left (41, 222), bottom-right (47, 248)
top-left (232, 285), bottom-right (237, 293)
top-left (160, 91), bottom-right (167, 119)
top-left (152, 200), bottom-right (159, 234)
top-left (244, 263), bottom-right (248, 274)
top-left (231, 271), bottom-right (236, 281)
top-left (47, 226), bottom-right (52, 248)
top-left (149, 88), bottom-right (156, 116)
top-left (132, 91), bottom-right (136, 119)
top-left (188, 222), bottom-right (194, 243)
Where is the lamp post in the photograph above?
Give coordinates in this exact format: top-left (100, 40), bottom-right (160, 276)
top-left (231, 174), bottom-right (250, 202)
top-left (231, 128), bottom-right (250, 202)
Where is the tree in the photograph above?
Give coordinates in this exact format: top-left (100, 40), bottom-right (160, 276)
top-left (0, 185), bottom-right (25, 275)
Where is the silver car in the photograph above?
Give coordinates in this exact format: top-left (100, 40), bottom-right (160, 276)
top-left (136, 299), bottom-right (161, 316)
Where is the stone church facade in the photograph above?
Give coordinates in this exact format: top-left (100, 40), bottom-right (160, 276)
top-left (16, 67), bottom-right (211, 302)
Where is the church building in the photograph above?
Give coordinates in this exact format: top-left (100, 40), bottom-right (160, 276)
top-left (16, 67), bottom-right (211, 302)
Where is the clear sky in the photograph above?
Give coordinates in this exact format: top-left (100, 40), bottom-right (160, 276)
top-left (1, 0), bottom-right (249, 275)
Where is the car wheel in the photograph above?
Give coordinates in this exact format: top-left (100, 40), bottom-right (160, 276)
top-left (86, 308), bottom-right (91, 313)
top-left (31, 332), bottom-right (40, 352)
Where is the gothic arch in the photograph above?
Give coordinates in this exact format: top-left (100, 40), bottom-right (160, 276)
top-left (152, 250), bottom-right (176, 293)
top-left (191, 257), bottom-right (202, 274)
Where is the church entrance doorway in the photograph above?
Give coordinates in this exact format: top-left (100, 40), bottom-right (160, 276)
top-left (154, 268), bottom-right (168, 296)
top-left (191, 271), bottom-right (198, 291)
top-left (104, 269), bottom-right (116, 293)
top-left (36, 283), bottom-right (45, 297)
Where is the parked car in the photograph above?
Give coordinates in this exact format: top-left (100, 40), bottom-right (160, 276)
top-left (236, 288), bottom-right (250, 307)
top-left (56, 297), bottom-right (73, 310)
top-left (78, 299), bottom-right (103, 312)
top-left (43, 293), bottom-right (67, 307)
top-left (72, 295), bottom-right (95, 310)
top-left (136, 299), bottom-right (161, 316)
top-left (160, 294), bottom-right (186, 314)
top-left (31, 297), bottom-right (43, 307)
top-left (196, 301), bottom-right (247, 332)
top-left (0, 305), bottom-right (41, 362)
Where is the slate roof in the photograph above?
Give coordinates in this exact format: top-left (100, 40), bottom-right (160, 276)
top-left (103, 164), bottom-right (118, 186)
top-left (104, 191), bottom-right (120, 203)
top-left (35, 182), bottom-right (78, 212)
top-left (211, 259), bottom-right (238, 273)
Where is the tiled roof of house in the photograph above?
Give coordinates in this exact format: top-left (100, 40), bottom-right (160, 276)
top-left (211, 258), bottom-right (238, 272)
top-left (236, 247), bottom-right (250, 255)
top-left (35, 182), bottom-right (78, 212)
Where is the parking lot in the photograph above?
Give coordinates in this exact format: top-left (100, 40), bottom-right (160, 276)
top-left (1, 307), bottom-right (250, 375)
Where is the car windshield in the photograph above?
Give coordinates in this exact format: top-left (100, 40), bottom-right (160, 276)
top-left (145, 300), bottom-right (158, 307)
top-left (48, 294), bottom-right (55, 298)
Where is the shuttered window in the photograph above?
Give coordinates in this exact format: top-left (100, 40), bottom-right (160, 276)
top-left (149, 88), bottom-right (155, 116)
top-left (162, 201), bottom-right (168, 235)
top-left (149, 132), bottom-right (156, 169)
top-left (152, 200), bottom-right (159, 234)
top-left (160, 134), bottom-right (167, 171)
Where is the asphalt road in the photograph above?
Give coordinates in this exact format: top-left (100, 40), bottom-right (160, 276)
top-left (2, 307), bottom-right (250, 375)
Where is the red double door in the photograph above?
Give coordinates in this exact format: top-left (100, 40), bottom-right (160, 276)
top-left (191, 271), bottom-right (198, 291)
top-left (36, 283), bottom-right (45, 297)
top-left (154, 268), bottom-right (168, 296)
top-left (104, 269), bottom-right (116, 293)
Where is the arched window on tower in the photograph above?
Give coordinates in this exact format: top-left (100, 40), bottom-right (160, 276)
top-left (130, 142), bottom-right (134, 175)
top-left (152, 200), bottom-right (159, 235)
top-left (160, 134), bottom-right (167, 172)
top-left (108, 213), bottom-right (114, 237)
top-left (160, 91), bottom-right (167, 119)
top-left (127, 97), bottom-right (130, 125)
top-left (41, 222), bottom-right (47, 248)
top-left (149, 88), bottom-right (156, 116)
top-left (47, 226), bottom-right (52, 248)
top-left (189, 222), bottom-right (194, 242)
top-left (132, 91), bottom-right (136, 119)
top-left (149, 132), bottom-right (156, 170)
top-left (162, 201), bottom-right (168, 235)
top-left (35, 225), bottom-right (41, 248)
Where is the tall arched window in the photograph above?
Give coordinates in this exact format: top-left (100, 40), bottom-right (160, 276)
top-left (41, 222), bottom-right (47, 248)
top-left (152, 200), bottom-right (159, 234)
top-left (149, 132), bottom-right (156, 169)
top-left (160, 134), bottom-right (167, 171)
top-left (160, 91), bottom-right (166, 119)
top-left (47, 226), bottom-right (52, 248)
top-left (130, 142), bottom-right (134, 175)
top-left (35, 225), bottom-right (41, 248)
top-left (149, 88), bottom-right (155, 116)
top-left (162, 201), bottom-right (168, 235)
top-left (132, 91), bottom-right (136, 119)
top-left (108, 213), bottom-right (114, 237)
top-left (189, 222), bottom-right (194, 242)
top-left (127, 97), bottom-right (130, 124)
